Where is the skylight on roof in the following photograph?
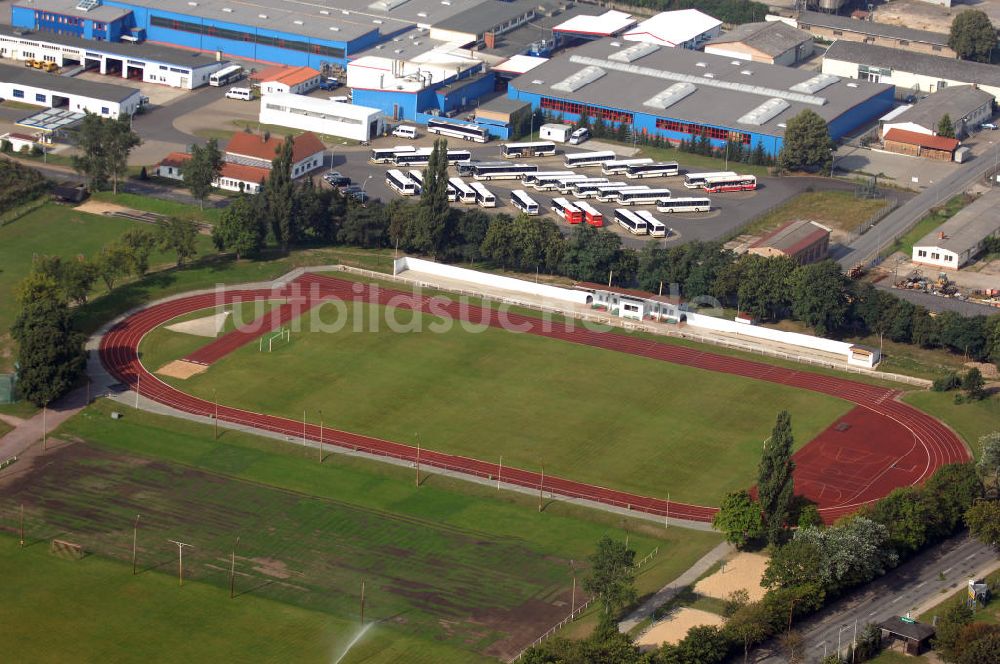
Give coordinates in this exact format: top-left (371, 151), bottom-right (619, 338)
top-left (609, 42), bottom-right (660, 63)
top-left (738, 98), bottom-right (790, 126)
top-left (551, 66), bottom-right (606, 93)
top-left (643, 81), bottom-right (696, 110)
top-left (790, 73), bottom-right (839, 94)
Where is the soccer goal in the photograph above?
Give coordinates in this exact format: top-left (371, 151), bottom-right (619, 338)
top-left (258, 327), bottom-right (291, 352)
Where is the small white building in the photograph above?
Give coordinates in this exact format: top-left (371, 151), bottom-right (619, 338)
top-left (259, 93), bottom-right (385, 142)
top-left (623, 9), bottom-right (722, 49)
top-left (0, 63), bottom-right (140, 118)
top-left (913, 191), bottom-right (1000, 269)
top-left (255, 65), bottom-right (322, 96)
top-left (0, 131), bottom-right (40, 152)
top-left (0, 25), bottom-right (223, 89)
top-left (540, 123), bottom-right (573, 142)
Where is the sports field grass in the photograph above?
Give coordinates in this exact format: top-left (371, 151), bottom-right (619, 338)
top-left (902, 390), bottom-right (1000, 458)
top-left (144, 303), bottom-right (853, 505)
top-left (27, 400), bottom-right (720, 662)
top-left (0, 202), bottom-right (213, 370)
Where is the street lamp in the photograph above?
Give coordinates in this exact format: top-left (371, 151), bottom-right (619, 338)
top-left (838, 623), bottom-right (852, 660)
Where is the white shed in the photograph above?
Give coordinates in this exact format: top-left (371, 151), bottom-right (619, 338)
top-left (539, 123), bottom-right (573, 142)
top-left (258, 93), bottom-right (386, 142)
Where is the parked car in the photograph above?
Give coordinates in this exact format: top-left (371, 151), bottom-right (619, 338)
top-left (323, 171), bottom-right (351, 187)
top-left (981, 122), bottom-right (997, 131)
top-left (318, 78), bottom-right (340, 91)
top-left (348, 190), bottom-right (370, 204)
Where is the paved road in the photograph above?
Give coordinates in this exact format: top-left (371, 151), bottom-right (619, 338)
top-left (876, 282), bottom-right (1000, 316)
top-left (835, 141), bottom-right (1000, 269)
top-left (753, 534), bottom-right (999, 663)
top-left (131, 83), bottom-right (229, 145)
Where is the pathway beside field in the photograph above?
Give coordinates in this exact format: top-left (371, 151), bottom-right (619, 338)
top-left (0, 386), bottom-right (88, 460)
top-left (618, 541), bottom-right (733, 633)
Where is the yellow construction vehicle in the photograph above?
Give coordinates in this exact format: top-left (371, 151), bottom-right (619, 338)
top-left (42, 61), bottom-right (58, 72)
top-left (31, 59), bottom-right (44, 69)
top-left (23, 58), bottom-right (37, 68)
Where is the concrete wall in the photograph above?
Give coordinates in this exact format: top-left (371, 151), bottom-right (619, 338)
top-left (685, 312), bottom-right (854, 356)
top-left (394, 256), bottom-right (592, 305)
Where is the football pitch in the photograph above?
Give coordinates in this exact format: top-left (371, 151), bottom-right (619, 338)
top-left (144, 302), bottom-right (853, 506)
top-left (0, 402), bottom-right (720, 663)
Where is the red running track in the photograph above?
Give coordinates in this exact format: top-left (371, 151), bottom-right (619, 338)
top-left (100, 274), bottom-right (970, 524)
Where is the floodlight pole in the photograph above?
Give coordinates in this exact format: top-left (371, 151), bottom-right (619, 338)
top-left (230, 535), bottom-right (240, 599)
top-left (571, 575), bottom-right (576, 615)
top-left (852, 618), bottom-right (858, 663)
top-left (302, 409), bottom-right (307, 449)
top-left (360, 578), bottom-right (366, 625)
top-left (168, 539), bottom-right (194, 586)
top-left (318, 409), bottom-right (323, 463)
top-left (213, 389), bottom-right (219, 440)
top-left (497, 455), bottom-right (502, 491)
top-left (538, 463), bottom-right (545, 512)
top-left (132, 514), bottom-right (141, 575)
top-left (134, 371), bottom-right (140, 409)
top-left (666, 492), bottom-right (670, 529)
top-left (19, 503), bottom-right (24, 547)
top-left (415, 433), bottom-right (421, 487)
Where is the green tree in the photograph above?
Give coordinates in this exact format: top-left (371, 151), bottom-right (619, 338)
top-left (938, 114), bottom-right (956, 138)
top-left (949, 9), bottom-right (997, 62)
top-left (264, 135), bottom-right (296, 252)
top-left (11, 279), bottom-right (87, 406)
top-left (582, 536), bottom-right (637, 620)
top-left (797, 504), bottom-right (823, 528)
top-left (338, 198), bottom-right (390, 248)
top-left (157, 217), bottom-right (198, 266)
top-left (728, 254), bottom-right (795, 321)
top-left (667, 624), bottom-right (730, 664)
top-left (934, 600), bottom-right (975, 661)
top-left (724, 601), bottom-right (772, 664)
top-left (987, 316), bottom-right (1000, 369)
top-left (120, 227), bottom-right (157, 276)
top-left (956, 631), bottom-right (1000, 664)
top-left (865, 487), bottom-right (930, 554)
top-left (793, 517), bottom-right (897, 592)
top-left (408, 138), bottom-right (450, 255)
top-left (71, 112), bottom-right (110, 191)
top-left (95, 242), bottom-right (132, 291)
top-left (777, 109), bottom-right (834, 173)
top-left (761, 538), bottom-right (824, 590)
top-left (965, 500), bottom-right (1000, 548)
top-left (790, 260), bottom-right (850, 335)
top-left (713, 490), bottom-right (763, 548)
top-left (213, 195), bottom-right (265, 259)
top-left (758, 410), bottom-right (796, 545)
top-left (480, 215), bottom-right (518, 269)
top-left (962, 367), bottom-right (986, 401)
top-left (105, 115), bottom-right (141, 195)
top-left (186, 138), bottom-right (224, 209)
top-left (977, 432), bottom-right (1000, 495)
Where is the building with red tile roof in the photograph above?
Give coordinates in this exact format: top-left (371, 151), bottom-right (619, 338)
top-left (254, 65), bottom-right (322, 95)
top-left (749, 219), bottom-right (831, 264)
top-left (883, 128), bottom-right (959, 161)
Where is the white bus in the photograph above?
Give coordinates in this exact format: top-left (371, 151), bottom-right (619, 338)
top-left (635, 210), bottom-right (667, 237)
top-left (471, 163), bottom-right (538, 180)
top-left (616, 188), bottom-right (673, 205)
top-left (703, 174), bottom-right (757, 193)
top-left (626, 161), bottom-right (680, 179)
top-left (683, 171), bottom-right (737, 189)
top-left (557, 177), bottom-right (606, 194)
top-left (500, 141), bottom-right (557, 158)
top-left (564, 150), bottom-right (617, 168)
top-left (510, 189), bottom-right (540, 216)
top-left (523, 170), bottom-right (574, 186)
top-left (385, 169), bottom-right (418, 196)
top-left (446, 181), bottom-right (458, 202)
top-left (596, 184), bottom-right (649, 202)
top-left (656, 197), bottom-right (711, 213)
top-left (469, 181), bottom-right (497, 208)
top-left (209, 64), bottom-right (244, 86)
top-left (407, 170), bottom-right (424, 194)
top-left (601, 158), bottom-right (653, 175)
top-left (427, 118), bottom-right (489, 143)
top-left (534, 174), bottom-right (588, 191)
top-left (574, 200), bottom-right (603, 227)
top-left (394, 149), bottom-right (472, 167)
top-left (448, 177), bottom-right (477, 204)
top-left (370, 145), bottom-right (416, 163)
top-left (614, 208), bottom-right (648, 235)
top-left (551, 198), bottom-right (584, 224)
top-left (573, 179), bottom-right (620, 198)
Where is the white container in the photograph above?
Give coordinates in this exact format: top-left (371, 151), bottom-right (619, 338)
top-left (539, 123), bottom-right (572, 143)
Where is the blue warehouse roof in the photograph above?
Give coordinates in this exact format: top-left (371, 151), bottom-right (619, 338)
top-left (509, 37), bottom-right (893, 137)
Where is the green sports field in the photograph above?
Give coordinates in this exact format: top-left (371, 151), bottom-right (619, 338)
top-left (0, 400), bottom-right (720, 663)
top-left (144, 303), bottom-right (853, 506)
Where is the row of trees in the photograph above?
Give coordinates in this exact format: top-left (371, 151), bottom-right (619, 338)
top-left (0, 159), bottom-right (49, 214)
top-left (209, 138), bottom-right (1000, 369)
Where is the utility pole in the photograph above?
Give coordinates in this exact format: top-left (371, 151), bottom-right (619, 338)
top-left (168, 539), bottom-right (194, 586)
top-left (538, 463), bottom-right (545, 512)
top-left (135, 371), bottom-right (140, 409)
top-left (302, 409), bottom-right (307, 449)
top-left (415, 433), bottom-right (420, 487)
top-left (360, 579), bottom-right (366, 625)
top-left (214, 389), bottom-right (219, 440)
top-left (230, 536), bottom-right (240, 599)
top-left (318, 409), bottom-right (323, 463)
top-left (19, 504), bottom-right (24, 547)
top-left (665, 492), bottom-right (670, 529)
top-left (497, 455), bottom-right (502, 491)
top-left (131, 514), bottom-right (141, 575)
top-left (42, 403), bottom-right (47, 451)
top-left (571, 575), bottom-right (576, 615)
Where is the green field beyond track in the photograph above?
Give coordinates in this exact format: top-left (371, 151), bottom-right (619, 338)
top-left (146, 303), bottom-right (852, 505)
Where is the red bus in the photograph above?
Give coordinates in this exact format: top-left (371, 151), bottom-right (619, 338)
top-left (551, 197), bottom-right (584, 224)
top-left (703, 174), bottom-right (757, 193)
top-left (574, 199), bottom-right (604, 227)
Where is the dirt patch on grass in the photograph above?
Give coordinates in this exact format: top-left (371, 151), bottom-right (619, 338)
top-left (693, 551), bottom-right (768, 602)
top-left (165, 311), bottom-right (230, 338)
top-left (156, 360), bottom-right (208, 379)
top-left (637, 608), bottom-right (725, 648)
top-left (249, 557), bottom-right (292, 579)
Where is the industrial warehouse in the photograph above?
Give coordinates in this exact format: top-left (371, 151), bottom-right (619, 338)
top-left (507, 38), bottom-right (895, 156)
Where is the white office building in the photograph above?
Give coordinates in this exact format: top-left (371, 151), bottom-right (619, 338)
top-left (259, 93), bottom-right (385, 142)
top-left (0, 63), bottom-right (140, 117)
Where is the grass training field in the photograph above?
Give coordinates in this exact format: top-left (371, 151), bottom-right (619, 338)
top-left (144, 302), bottom-right (853, 505)
top-left (0, 400), bottom-right (721, 663)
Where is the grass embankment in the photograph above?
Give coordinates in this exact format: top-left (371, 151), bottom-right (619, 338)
top-left (740, 190), bottom-right (891, 237)
top-left (145, 303), bottom-right (852, 505)
top-left (29, 400), bottom-right (721, 662)
top-left (90, 191), bottom-right (225, 225)
top-left (881, 194), bottom-right (970, 259)
top-left (902, 391), bottom-right (1000, 457)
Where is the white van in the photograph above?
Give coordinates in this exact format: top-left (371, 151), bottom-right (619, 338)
top-left (225, 87), bottom-right (252, 101)
top-left (569, 127), bottom-right (590, 145)
top-left (392, 125), bottom-right (417, 139)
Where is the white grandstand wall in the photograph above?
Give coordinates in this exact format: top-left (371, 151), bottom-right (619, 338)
top-left (393, 257), bottom-right (591, 305)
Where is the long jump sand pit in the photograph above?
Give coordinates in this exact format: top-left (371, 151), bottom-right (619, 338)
top-left (156, 360), bottom-right (208, 380)
top-left (693, 551), bottom-right (769, 602)
top-left (637, 608), bottom-right (725, 648)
